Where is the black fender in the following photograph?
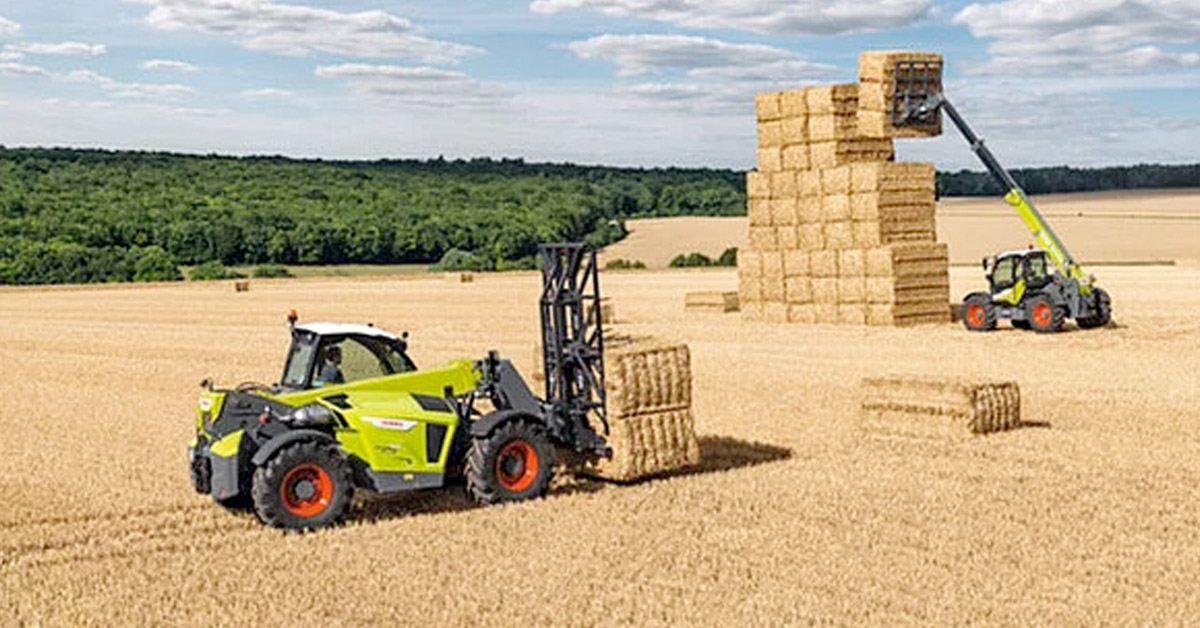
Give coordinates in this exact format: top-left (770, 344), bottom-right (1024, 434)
top-left (250, 429), bottom-right (336, 467)
top-left (962, 291), bottom-right (992, 304)
top-left (469, 410), bottom-right (542, 439)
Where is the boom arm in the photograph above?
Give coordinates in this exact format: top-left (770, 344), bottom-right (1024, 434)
top-left (934, 96), bottom-right (1088, 285)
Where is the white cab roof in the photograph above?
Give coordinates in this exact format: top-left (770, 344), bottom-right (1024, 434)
top-left (997, 249), bottom-right (1044, 259)
top-left (294, 322), bottom-right (399, 341)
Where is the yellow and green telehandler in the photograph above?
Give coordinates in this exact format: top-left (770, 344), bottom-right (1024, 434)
top-left (890, 60), bottom-right (1112, 333)
top-left (189, 244), bottom-right (611, 530)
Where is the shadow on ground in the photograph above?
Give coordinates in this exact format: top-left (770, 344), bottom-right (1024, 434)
top-left (348, 435), bottom-right (792, 525)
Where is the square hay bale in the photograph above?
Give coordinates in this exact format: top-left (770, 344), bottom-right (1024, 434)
top-left (853, 221), bottom-right (883, 248)
top-left (838, 303), bottom-right (867, 325)
top-left (797, 196), bottom-right (821, 223)
top-left (749, 227), bottom-right (779, 251)
top-left (776, 226), bottom-right (799, 250)
top-left (757, 147), bottom-right (783, 173)
top-left (779, 89), bottom-right (808, 117)
top-left (763, 301), bottom-right (789, 323)
top-left (740, 301), bottom-right (764, 321)
top-left (857, 51), bottom-right (944, 140)
top-left (810, 249), bottom-right (838, 277)
top-left (822, 194), bottom-right (852, 222)
top-left (585, 409), bottom-right (702, 482)
top-left (865, 242), bottom-right (949, 278)
top-left (839, 249), bottom-right (866, 277)
top-left (770, 199), bottom-right (795, 226)
top-left (748, 198), bottom-right (772, 227)
top-left (796, 170), bottom-right (822, 197)
top-left (858, 50), bottom-right (943, 83)
top-left (607, 345), bottom-right (692, 418)
top-left (811, 277), bottom-right (839, 304)
top-left (850, 162), bottom-right (936, 193)
top-left (746, 171), bottom-right (770, 200)
top-left (815, 303), bottom-right (840, 324)
top-left (866, 274), bottom-right (952, 306)
top-left (798, 224), bottom-right (825, 251)
top-left (785, 276), bottom-right (812, 304)
top-left (806, 84), bottom-right (859, 115)
top-left (784, 250), bottom-right (810, 277)
top-left (821, 166), bottom-right (852, 195)
top-left (758, 120), bottom-right (785, 148)
top-left (762, 253), bottom-right (785, 299)
top-left (782, 116), bottom-right (809, 145)
top-left (685, 291), bottom-right (739, 313)
top-left (762, 275), bottom-right (786, 304)
top-left (838, 276), bottom-right (866, 303)
top-left (810, 139), bottom-right (895, 170)
top-left (738, 253), bottom-right (763, 302)
top-left (808, 113), bottom-right (860, 142)
top-left (823, 221), bottom-right (854, 250)
top-left (769, 171), bottom-right (797, 199)
top-left (865, 303), bottom-right (951, 326)
top-left (755, 91), bottom-right (783, 122)
top-left (859, 376), bottom-right (1022, 440)
top-left (234, 280), bottom-right (250, 292)
top-left (858, 109), bottom-right (943, 139)
top-left (782, 145), bottom-right (810, 171)
top-left (866, 304), bottom-right (894, 326)
top-left (446, 272), bottom-right (474, 283)
top-left (788, 303), bottom-right (816, 324)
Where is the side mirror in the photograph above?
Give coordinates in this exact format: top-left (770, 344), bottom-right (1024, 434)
top-left (399, 331), bottom-right (409, 352)
top-left (981, 257), bottom-right (988, 271)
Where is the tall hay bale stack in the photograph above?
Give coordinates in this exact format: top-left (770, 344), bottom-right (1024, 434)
top-left (585, 344), bottom-right (701, 481)
top-left (865, 243), bottom-right (951, 326)
top-left (857, 51), bottom-right (944, 139)
top-left (685, 291), bottom-right (739, 313)
top-left (860, 376), bottom-right (1022, 440)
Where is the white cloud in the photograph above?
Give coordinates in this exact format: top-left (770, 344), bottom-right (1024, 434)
top-left (567, 34), bottom-right (836, 80)
top-left (59, 69), bottom-right (194, 100)
top-left (133, 0), bottom-right (482, 64)
top-left (0, 50), bottom-right (25, 61)
top-left (241, 87), bottom-right (293, 98)
top-left (0, 62), bottom-right (46, 77)
top-left (5, 41), bottom-right (106, 56)
top-left (315, 63), bottom-right (508, 107)
top-left (141, 59), bottom-right (199, 72)
top-left (0, 16), bottom-right (18, 38)
top-left (531, 0), bottom-right (932, 35)
top-left (954, 0), bottom-right (1200, 75)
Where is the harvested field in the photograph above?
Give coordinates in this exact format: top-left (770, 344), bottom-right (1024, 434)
top-left (3, 265), bottom-right (1200, 625)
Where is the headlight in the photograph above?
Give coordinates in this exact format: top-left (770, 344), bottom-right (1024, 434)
top-left (284, 404), bottom-right (336, 427)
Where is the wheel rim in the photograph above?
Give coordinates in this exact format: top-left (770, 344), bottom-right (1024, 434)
top-left (495, 440), bottom-right (539, 492)
top-left (1032, 302), bottom-right (1052, 328)
top-left (966, 304), bottom-right (986, 327)
top-left (280, 464), bottom-right (333, 517)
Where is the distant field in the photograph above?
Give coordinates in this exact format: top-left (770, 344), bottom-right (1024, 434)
top-left (601, 189), bottom-right (1200, 268)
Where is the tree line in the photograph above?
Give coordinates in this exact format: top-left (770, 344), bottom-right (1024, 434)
top-left (0, 146), bottom-right (1195, 285)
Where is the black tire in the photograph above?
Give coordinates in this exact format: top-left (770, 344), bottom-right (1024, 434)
top-left (962, 294), bottom-right (997, 332)
top-left (1026, 294), bottom-right (1066, 333)
top-left (466, 420), bottom-right (554, 505)
top-left (252, 441), bottom-right (352, 530)
top-left (1076, 287), bottom-right (1112, 329)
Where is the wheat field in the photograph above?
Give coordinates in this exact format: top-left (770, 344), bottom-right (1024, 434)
top-left (2, 264), bottom-right (1200, 625)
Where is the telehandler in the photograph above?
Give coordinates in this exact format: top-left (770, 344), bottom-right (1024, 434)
top-left (889, 60), bottom-right (1112, 333)
top-left (189, 244), bottom-right (611, 529)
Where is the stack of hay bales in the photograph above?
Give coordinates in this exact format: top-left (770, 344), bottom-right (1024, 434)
top-left (585, 344), bottom-right (701, 481)
top-left (684, 291), bottom-right (739, 312)
top-left (860, 376), bottom-right (1022, 440)
top-left (857, 51), bottom-right (944, 139)
top-left (739, 50), bottom-right (950, 326)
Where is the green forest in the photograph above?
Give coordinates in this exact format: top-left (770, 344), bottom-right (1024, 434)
top-left (0, 147), bottom-right (1196, 285)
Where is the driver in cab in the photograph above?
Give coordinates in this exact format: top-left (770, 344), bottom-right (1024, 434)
top-left (317, 345), bottom-right (345, 386)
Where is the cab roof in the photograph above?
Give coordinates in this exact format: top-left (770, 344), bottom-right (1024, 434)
top-left (293, 322), bottom-right (399, 341)
top-left (997, 249), bottom-right (1045, 259)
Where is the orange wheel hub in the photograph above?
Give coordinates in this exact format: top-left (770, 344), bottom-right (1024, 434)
top-left (496, 440), bottom-right (539, 492)
top-left (280, 464), bottom-right (333, 517)
top-left (1032, 302), bottom-right (1052, 327)
top-left (966, 304), bottom-right (986, 327)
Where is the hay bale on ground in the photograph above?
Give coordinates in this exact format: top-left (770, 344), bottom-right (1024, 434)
top-left (446, 272), bottom-right (474, 283)
top-left (860, 376), bottom-right (1022, 440)
top-left (233, 281), bottom-right (250, 292)
top-left (685, 291), bottom-right (739, 313)
top-left (584, 344), bottom-right (701, 481)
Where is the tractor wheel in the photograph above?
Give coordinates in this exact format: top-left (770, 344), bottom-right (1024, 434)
top-left (1076, 288), bottom-right (1112, 329)
top-left (466, 420), bottom-right (554, 506)
top-left (251, 441), bottom-right (352, 530)
top-left (962, 294), bottom-right (996, 332)
top-left (1026, 295), bottom-right (1066, 333)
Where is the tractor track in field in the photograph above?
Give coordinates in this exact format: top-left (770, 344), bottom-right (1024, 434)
top-left (0, 502), bottom-right (260, 571)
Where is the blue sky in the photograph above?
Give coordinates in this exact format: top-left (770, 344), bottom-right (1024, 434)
top-left (1, 0), bottom-right (1199, 170)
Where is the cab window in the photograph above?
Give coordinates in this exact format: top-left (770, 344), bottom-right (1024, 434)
top-left (992, 256), bottom-right (1017, 290)
top-left (313, 337), bottom-right (389, 387)
top-left (1025, 254), bottom-right (1048, 284)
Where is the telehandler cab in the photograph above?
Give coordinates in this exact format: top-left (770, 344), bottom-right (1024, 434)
top-left (888, 59), bottom-right (1112, 333)
top-left (189, 244), bottom-right (611, 530)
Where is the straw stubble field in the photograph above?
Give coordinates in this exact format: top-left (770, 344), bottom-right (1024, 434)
top-left (3, 266), bottom-right (1200, 625)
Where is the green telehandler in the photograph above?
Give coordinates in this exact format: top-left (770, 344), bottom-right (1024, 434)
top-left (189, 244), bottom-right (612, 530)
top-left (889, 60), bottom-right (1112, 333)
